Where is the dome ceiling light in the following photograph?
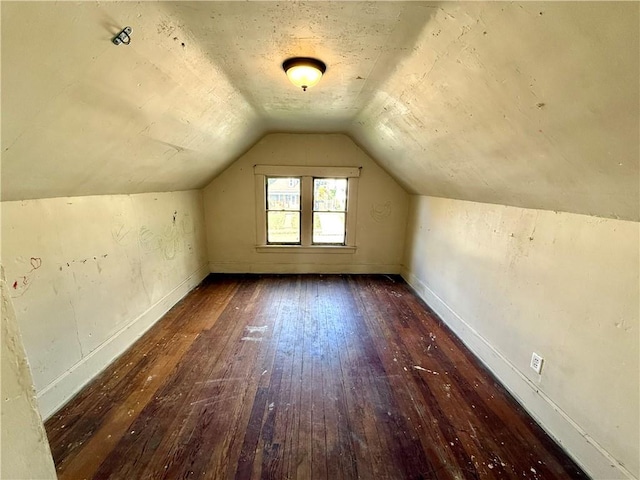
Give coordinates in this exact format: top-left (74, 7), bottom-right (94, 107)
top-left (282, 57), bottom-right (327, 91)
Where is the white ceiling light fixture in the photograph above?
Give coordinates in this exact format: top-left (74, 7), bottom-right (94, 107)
top-left (282, 57), bottom-right (327, 92)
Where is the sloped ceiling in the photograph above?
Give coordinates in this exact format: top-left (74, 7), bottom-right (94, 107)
top-left (2, 2), bottom-right (638, 220)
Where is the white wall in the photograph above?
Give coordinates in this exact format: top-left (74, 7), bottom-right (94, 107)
top-left (1, 190), bottom-right (209, 419)
top-left (402, 195), bottom-right (639, 480)
top-left (204, 133), bottom-right (409, 273)
top-left (1, 269), bottom-right (57, 479)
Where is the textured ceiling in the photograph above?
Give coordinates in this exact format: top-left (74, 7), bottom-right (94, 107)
top-left (2, 2), bottom-right (638, 220)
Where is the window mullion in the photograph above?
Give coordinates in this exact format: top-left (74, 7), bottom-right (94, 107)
top-left (345, 177), bottom-right (358, 247)
top-left (301, 176), bottom-right (313, 246)
top-left (256, 174), bottom-right (267, 245)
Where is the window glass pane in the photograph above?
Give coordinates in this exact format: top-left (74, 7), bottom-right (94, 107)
top-left (267, 177), bottom-right (300, 210)
top-left (313, 178), bottom-right (347, 212)
top-left (267, 211), bottom-right (300, 244)
top-left (313, 212), bottom-right (346, 244)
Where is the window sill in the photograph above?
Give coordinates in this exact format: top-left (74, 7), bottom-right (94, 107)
top-left (255, 245), bottom-right (356, 254)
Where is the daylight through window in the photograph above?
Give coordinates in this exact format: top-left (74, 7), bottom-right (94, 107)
top-left (313, 178), bottom-right (347, 244)
top-left (266, 177), bottom-right (301, 244)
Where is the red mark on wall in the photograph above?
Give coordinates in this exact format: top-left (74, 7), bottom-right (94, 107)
top-left (12, 281), bottom-right (18, 289)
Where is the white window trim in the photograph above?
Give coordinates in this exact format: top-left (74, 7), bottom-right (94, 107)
top-left (254, 165), bottom-right (360, 253)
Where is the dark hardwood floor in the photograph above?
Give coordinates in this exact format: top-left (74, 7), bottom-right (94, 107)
top-left (45, 274), bottom-right (586, 479)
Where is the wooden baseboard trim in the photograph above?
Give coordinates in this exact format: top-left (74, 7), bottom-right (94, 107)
top-left (209, 262), bottom-right (401, 274)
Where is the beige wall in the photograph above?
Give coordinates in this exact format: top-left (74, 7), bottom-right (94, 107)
top-left (1, 270), bottom-right (57, 479)
top-left (1, 190), bottom-right (209, 419)
top-left (204, 134), bottom-right (408, 273)
top-left (402, 195), bottom-right (639, 480)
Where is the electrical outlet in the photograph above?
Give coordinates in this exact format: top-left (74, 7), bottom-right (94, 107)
top-left (530, 352), bottom-right (544, 374)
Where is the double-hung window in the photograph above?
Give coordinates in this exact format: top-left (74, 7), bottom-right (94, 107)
top-left (255, 166), bottom-right (359, 252)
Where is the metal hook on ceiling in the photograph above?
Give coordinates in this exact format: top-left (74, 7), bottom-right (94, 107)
top-left (112, 27), bottom-right (132, 46)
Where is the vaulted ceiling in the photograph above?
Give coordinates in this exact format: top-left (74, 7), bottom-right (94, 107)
top-left (2, 2), bottom-right (638, 220)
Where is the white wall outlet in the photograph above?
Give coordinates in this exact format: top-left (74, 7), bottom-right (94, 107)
top-left (530, 352), bottom-right (544, 374)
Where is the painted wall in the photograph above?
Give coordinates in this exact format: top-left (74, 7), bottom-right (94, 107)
top-left (1, 269), bottom-right (57, 479)
top-left (204, 134), bottom-right (408, 273)
top-left (402, 195), bottom-right (639, 479)
top-left (1, 190), bottom-right (208, 419)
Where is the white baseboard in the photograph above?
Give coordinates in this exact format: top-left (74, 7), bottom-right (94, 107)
top-left (401, 267), bottom-right (635, 480)
top-left (209, 262), bottom-right (401, 275)
top-left (37, 264), bottom-right (209, 420)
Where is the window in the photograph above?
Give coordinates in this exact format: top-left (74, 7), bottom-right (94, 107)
top-left (255, 166), bottom-right (360, 252)
top-left (266, 177), bottom-right (301, 244)
top-left (313, 178), bottom-right (347, 244)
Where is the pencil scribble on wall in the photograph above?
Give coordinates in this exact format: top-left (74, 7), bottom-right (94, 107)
top-left (10, 257), bottom-right (42, 298)
top-left (112, 222), bottom-right (133, 246)
top-left (139, 210), bottom-right (195, 260)
top-left (370, 202), bottom-right (391, 223)
top-left (181, 212), bottom-right (195, 235)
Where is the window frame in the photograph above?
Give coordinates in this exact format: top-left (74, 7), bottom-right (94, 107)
top-left (254, 165), bottom-right (360, 253)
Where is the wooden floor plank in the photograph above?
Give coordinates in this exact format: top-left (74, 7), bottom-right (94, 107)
top-left (46, 274), bottom-right (587, 479)
top-left (332, 277), bottom-right (391, 480)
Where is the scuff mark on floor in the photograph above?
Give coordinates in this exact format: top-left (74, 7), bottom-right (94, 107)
top-left (246, 325), bottom-right (268, 334)
top-left (190, 395), bottom-right (238, 407)
top-left (413, 365), bottom-right (440, 375)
